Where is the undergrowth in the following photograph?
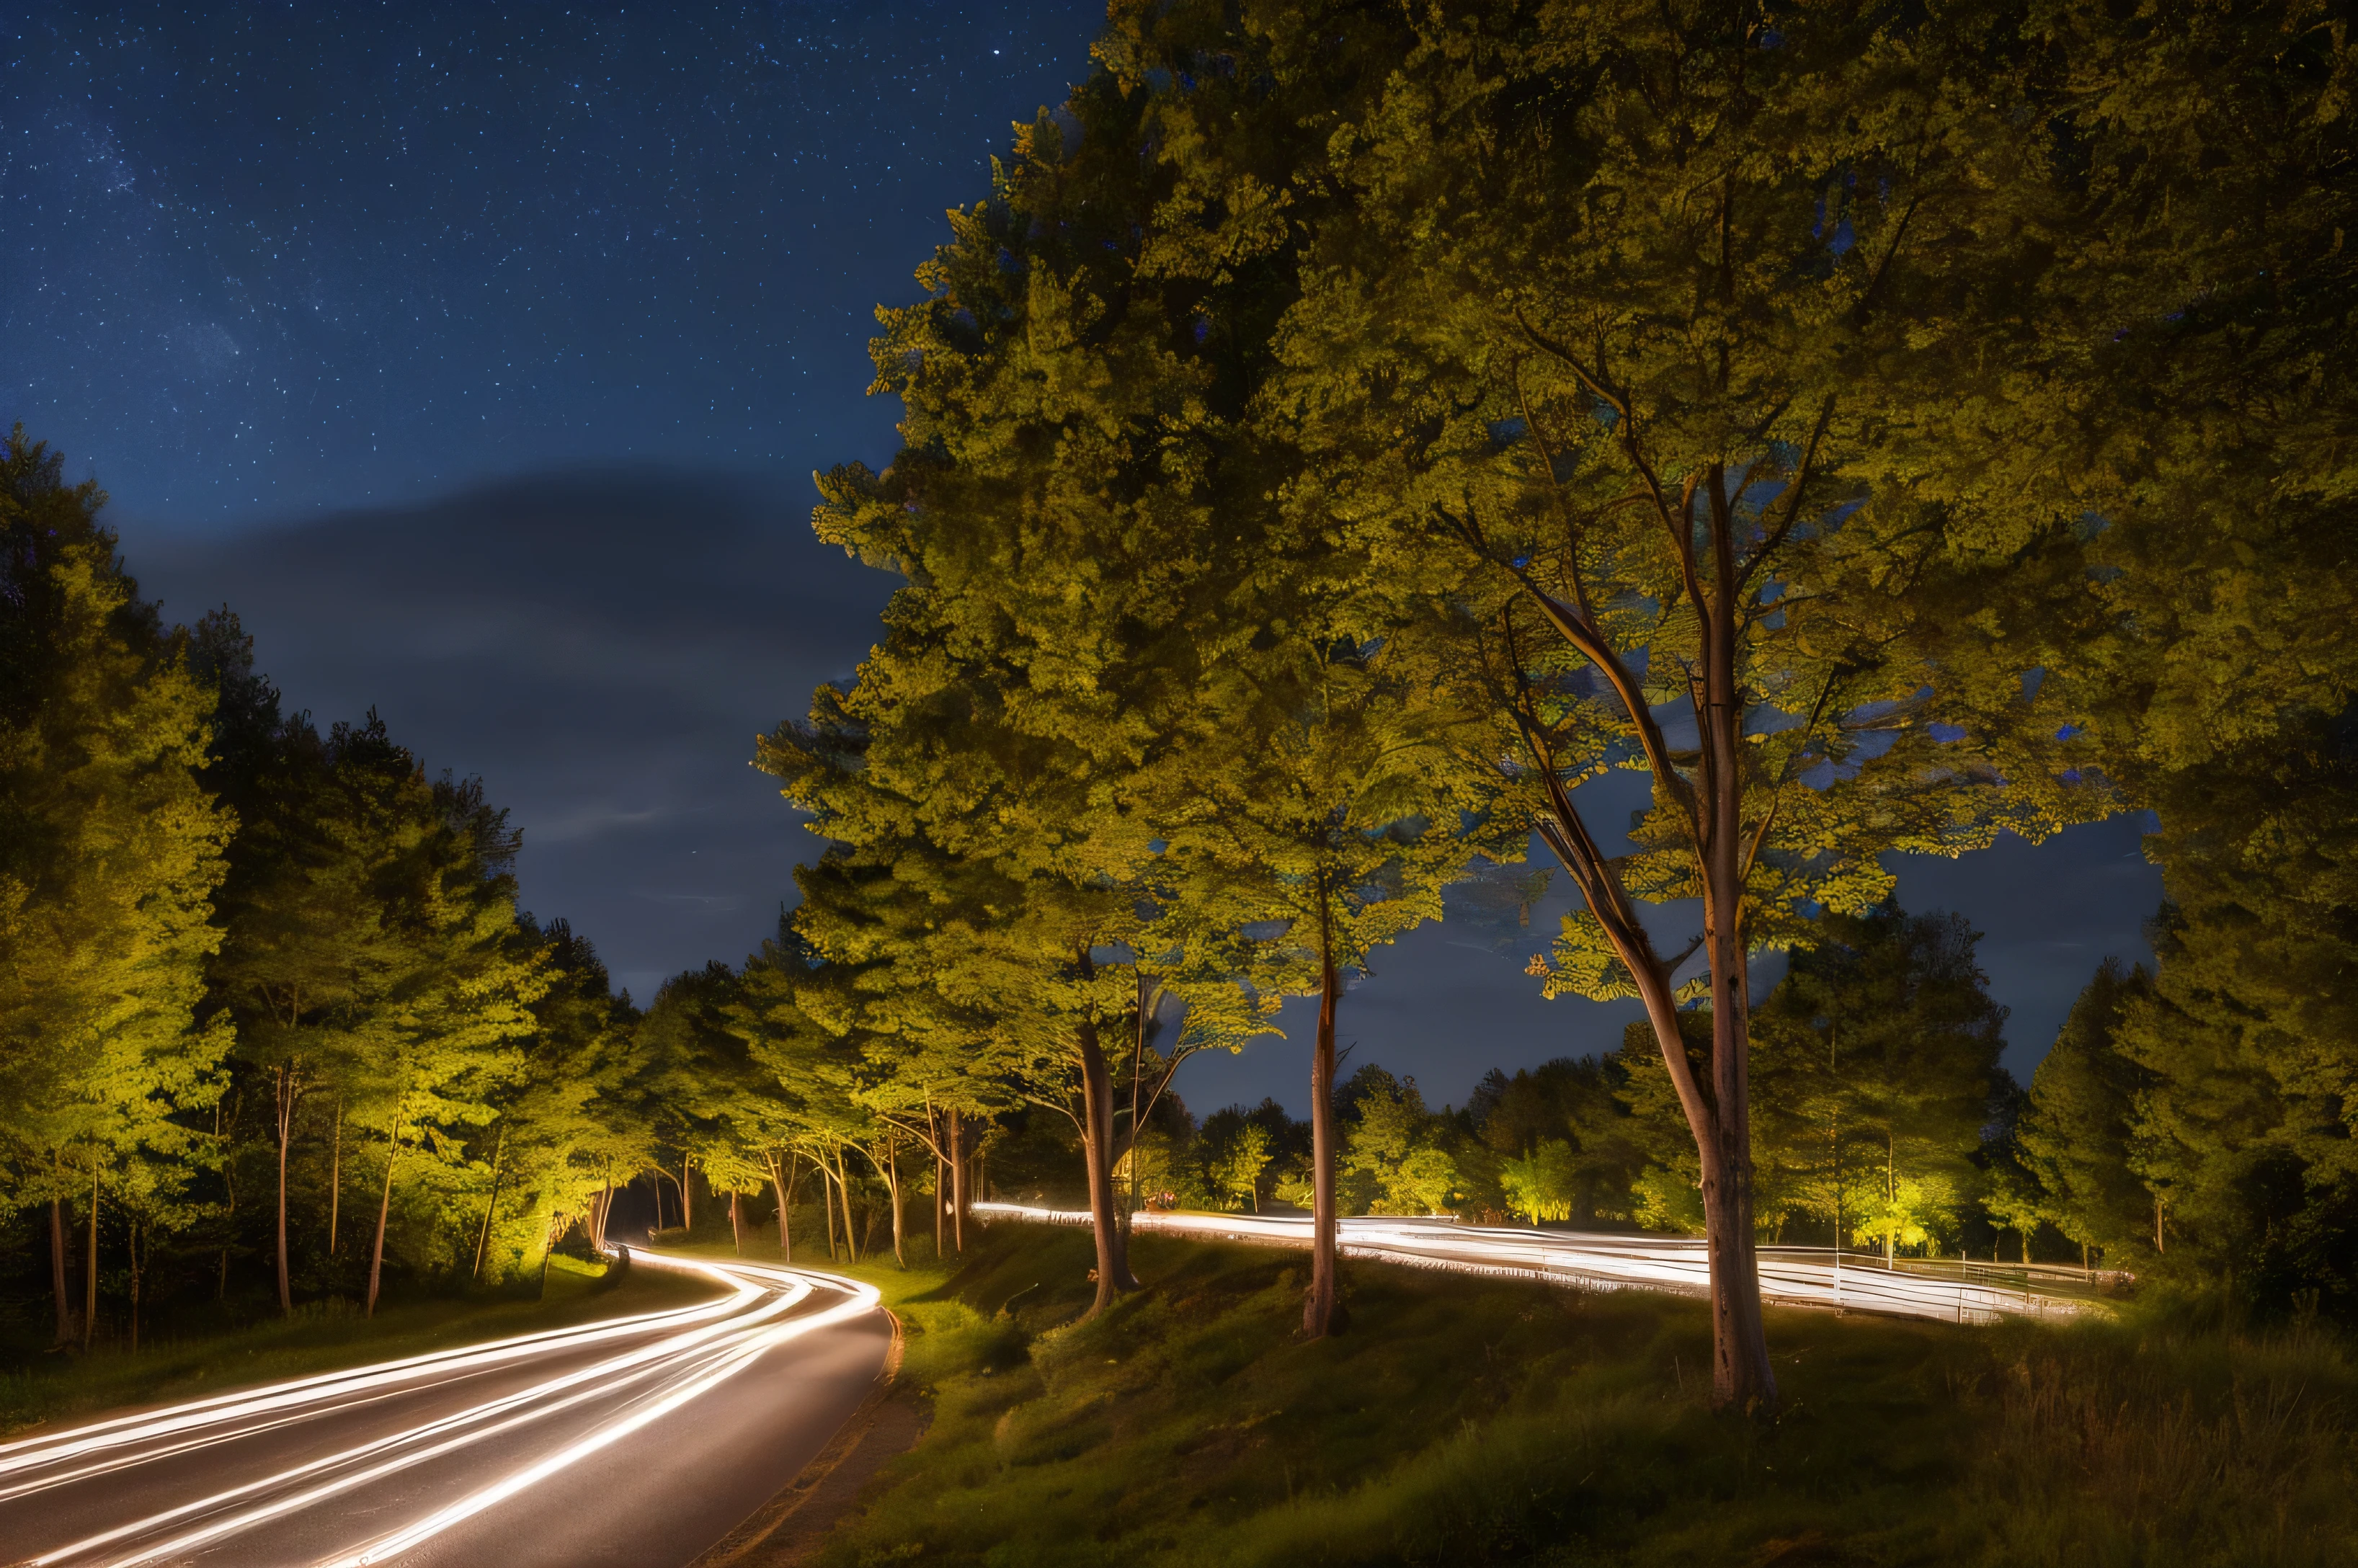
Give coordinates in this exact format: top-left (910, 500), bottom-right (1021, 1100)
top-left (814, 1225), bottom-right (2358, 1568)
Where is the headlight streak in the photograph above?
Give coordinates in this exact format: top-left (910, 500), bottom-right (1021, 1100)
top-left (26, 1276), bottom-right (811, 1567)
top-left (0, 1278), bottom-right (756, 1485)
top-left (6, 1252), bottom-right (881, 1568)
top-left (318, 1267), bottom-right (881, 1568)
top-left (972, 1203), bottom-right (2109, 1325)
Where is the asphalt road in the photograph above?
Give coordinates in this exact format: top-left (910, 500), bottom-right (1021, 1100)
top-left (976, 1203), bottom-right (2121, 1324)
top-left (0, 1252), bottom-right (890, 1568)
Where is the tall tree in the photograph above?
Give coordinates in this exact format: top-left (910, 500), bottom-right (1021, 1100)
top-left (326, 744), bottom-right (541, 1317)
top-left (210, 715), bottom-right (410, 1315)
top-left (1247, 0), bottom-right (2096, 1409)
top-left (1741, 904), bottom-right (2010, 1257)
top-left (2014, 958), bottom-right (2155, 1271)
top-left (778, 60), bottom-right (1312, 1309)
top-left (1162, 623), bottom-right (1497, 1333)
top-left (0, 429), bottom-right (233, 1346)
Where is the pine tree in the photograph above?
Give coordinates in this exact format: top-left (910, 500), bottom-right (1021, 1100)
top-left (2016, 959), bottom-right (2155, 1272)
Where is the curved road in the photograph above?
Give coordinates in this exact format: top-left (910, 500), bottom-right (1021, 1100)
top-left (977, 1203), bottom-right (2119, 1324)
top-left (0, 1252), bottom-right (890, 1568)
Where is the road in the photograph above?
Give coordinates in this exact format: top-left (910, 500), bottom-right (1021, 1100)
top-left (976, 1203), bottom-right (2120, 1324)
top-left (0, 1252), bottom-right (890, 1568)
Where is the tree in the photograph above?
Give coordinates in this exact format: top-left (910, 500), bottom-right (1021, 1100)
top-left (2108, 718), bottom-right (2358, 1304)
top-left (208, 706), bottom-right (420, 1314)
top-left (0, 428), bottom-right (233, 1346)
top-left (464, 916), bottom-right (648, 1275)
top-left (1975, 0), bottom-right (2358, 1304)
top-left (2015, 959), bottom-right (2155, 1271)
top-left (1468, 1059), bottom-right (1642, 1226)
top-left (780, 66), bottom-right (1308, 1311)
top-left (1338, 1067), bottom-right (1461, 1219)
top-left (1162, 620), bottom-right (1498, 1330)
top-left (1500, 1142), bottom-right (1580, 1227)
top-left (327, 744), bottom-right (541, 1317)
top-left (1672, 903), bottom-right (2011, 1258)
top-left (1240, 0), bottom-right (2101, 1407)
top-left (1206, 1121), bottom-right (1273, 1213)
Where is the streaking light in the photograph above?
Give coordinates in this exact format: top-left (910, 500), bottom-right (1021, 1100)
top-left (4, 1251), bottom-right (881, 1568)
top-left (972, 1203), bottom-right (2113, 1325)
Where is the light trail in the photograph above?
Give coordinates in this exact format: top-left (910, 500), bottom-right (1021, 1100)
top-left (0, 1250), bottom-right (883, 1568)
top-left (974, 1203), bottom-right (2119, 1324)
top-left (0, 1272), bottom-right (754, 1483)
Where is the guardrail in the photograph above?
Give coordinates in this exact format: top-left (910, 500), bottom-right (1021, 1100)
top-left (971, 1203), bottom-right (2115, 1326)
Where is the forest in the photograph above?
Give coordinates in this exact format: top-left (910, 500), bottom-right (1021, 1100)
top-left (4, 0), bottom-right (2352, 1424)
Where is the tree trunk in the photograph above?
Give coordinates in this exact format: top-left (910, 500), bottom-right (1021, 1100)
top-left (884, 1144), bottom-right (906, 1268)
top-left (1078, 1012), bottom-right (1137, 1315)
top-left (730, 1190), bottom-right (745, 1256)
top-left (1511, 460), bottom-right (1782, 1413)
top-left (1304, 913), bottom-right (1344, 1340)
top-left (772, 1154), bottom-right (795, 1261)
top-left (274, 1061), bottom-right (301, 1318)
top-left (835, 1147), bottom-right (860, 1263)
top-left (680, 1159), bottom-right (693, 1234)
top-left (1884, 1131), bottom-right (1896, 1266)
top-left (1694, 469), bottom-right (1776, 1415)
top-left (50, 1191), bottom-right (73, 1347)
top-left (128, 1219), bottom-right (142, 1353)
top-left (327, 1097), bottom-right (342, 1256)
top-left (83, 1157), bottom-right (99, 1352)
top-left (949, 1110), bottom-right (966, 1255)
top-left (821, 1160), bottom-right (840, 1260)
top-left (367, 1126), bottom-right (399, 1319)
top-left (472, 1124), bottom-right (506, 1282)
top-left (933, 1126), bottom-right (946, 1259)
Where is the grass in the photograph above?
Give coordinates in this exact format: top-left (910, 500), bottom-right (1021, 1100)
top-left (0, 1254), bottom-right (716, 1440)
top-left (801, 1224), bottom-right (2358, 1568)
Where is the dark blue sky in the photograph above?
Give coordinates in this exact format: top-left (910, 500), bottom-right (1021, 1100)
top-left (4, 1), bottom-right (2162, 1114)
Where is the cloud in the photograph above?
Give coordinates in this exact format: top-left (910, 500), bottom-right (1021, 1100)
top-left (126, 464), bottom-right (896, 997)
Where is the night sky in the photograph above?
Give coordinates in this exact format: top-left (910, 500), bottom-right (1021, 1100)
top-left (4, 2), bottom-right (2162, 1115)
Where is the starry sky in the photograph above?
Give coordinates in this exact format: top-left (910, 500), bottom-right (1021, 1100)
top-left (4, 1), bottom-right (2163, 1116)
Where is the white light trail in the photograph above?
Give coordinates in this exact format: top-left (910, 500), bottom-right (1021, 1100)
top-left (321, 1262), bottom-right (880, 1568)
top-left (974, 1203), bottom-right (2114, 1324)
top-left (0, 1274), bottom-right (755, 1483)
top-left (4, 1250), bottom-right (881, 1568)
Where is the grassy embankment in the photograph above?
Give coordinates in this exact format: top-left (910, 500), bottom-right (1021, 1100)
top-left (0, 1254), bottom-right (714, 1440)
top-left (795, 1223), bottom-right (2357, 1568)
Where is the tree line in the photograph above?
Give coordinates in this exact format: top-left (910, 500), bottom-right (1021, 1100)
top-left (0, 432), bottom-right (956, 1353)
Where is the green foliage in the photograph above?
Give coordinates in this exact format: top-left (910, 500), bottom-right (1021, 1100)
top-left (1, 430), bottom-right (660, 1345)
top-left (1466, 1059), bottom-right (1643, 1226)
top-left (1498, 1141), bottom-right (1580, 1226)
top-left (1338, 1067), bottom-right (1461, 1217)
top-left (2016, 959), bottom-right (2157, 1267)
top-left (0, 429), bottom-right (233, 1338)
top-left (1205, 1121), bottom-right (1273, 1214)
top-left (2108, 718), bottom-right (2358, 1306)
top-left (1614, 902), bottom-right (2009, 1250)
